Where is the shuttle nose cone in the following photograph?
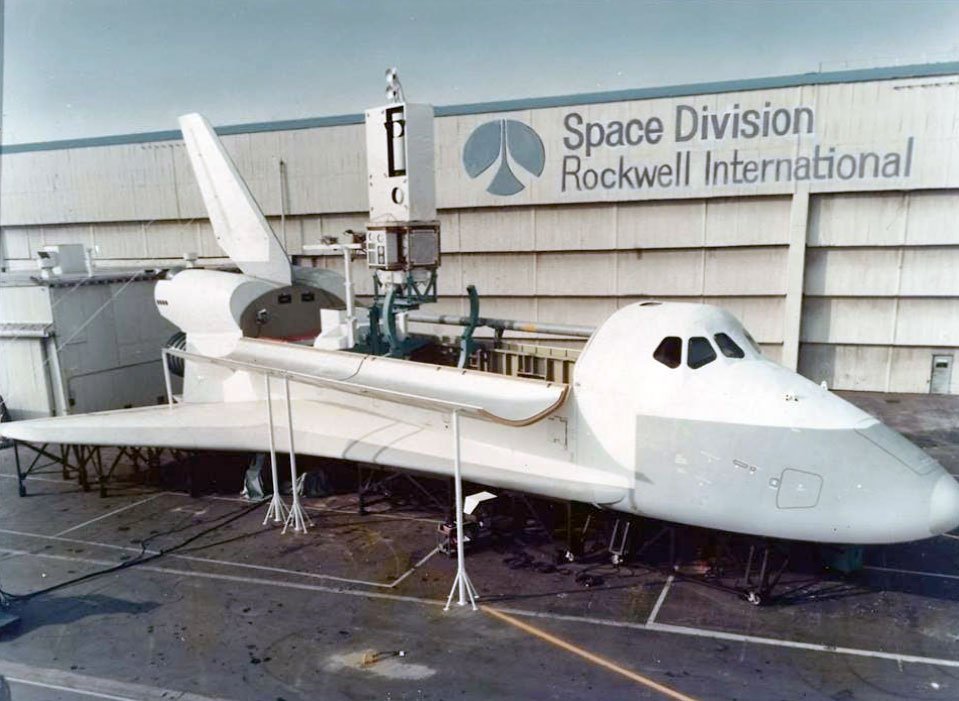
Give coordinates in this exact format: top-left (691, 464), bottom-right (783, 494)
top-left (929, 474), bottom-right (959, 536)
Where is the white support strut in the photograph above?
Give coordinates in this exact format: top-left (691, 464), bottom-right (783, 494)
top-left (161, 348), bottom-right (174, 408)
top-left (342, 245), bottom-right (357, 349)
top-left (445, 409), bottom-right (479, 611)
top-left (282, 377), bottom-right (312, 534)
top-left (263, 375), bottom-right (289, 525)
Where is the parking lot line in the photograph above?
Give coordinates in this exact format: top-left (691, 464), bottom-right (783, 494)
top-left (645, 621), bottom-right (959, 669)
top-left (864, 564), bottom-right (959, 581)
top-left (55, 493), bottom-right (165, 536)
top-left (7, 678), bottom-right (136, 700)
top-left (0, 659), bottom-right (229, 700)
top-left (390, 546), bottom-right (441, 587)
top-left (0, 527), bottom-right (399, 589)
top-left (646, 574), bottom-right (674, 625)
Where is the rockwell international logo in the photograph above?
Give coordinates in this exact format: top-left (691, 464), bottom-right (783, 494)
top-left (462, 119), bottom-right (545, 196)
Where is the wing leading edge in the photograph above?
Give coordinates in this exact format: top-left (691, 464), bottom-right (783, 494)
top-left (0, 400), bottom-right (627, 506)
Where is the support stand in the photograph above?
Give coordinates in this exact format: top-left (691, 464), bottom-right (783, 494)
top-left (281, 378), bottom-right (312, 534)
top-left (262, 375), bottom-right (289, 525)
top-left (444, 410), bottom-right (478, 611)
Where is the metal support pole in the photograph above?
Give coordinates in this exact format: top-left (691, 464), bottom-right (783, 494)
top-left (263, 375), bottom-right (289, 525)
top-left (162, 348), bottom-right (174, 408)
top-left (445, 410), bottom-right (478, 611)
top-left (343, 246), bottom-right (357, 349)
top-left (282, 377), bottom-right (311, 534)
top-left (13, 441), bottom-right (25, 497)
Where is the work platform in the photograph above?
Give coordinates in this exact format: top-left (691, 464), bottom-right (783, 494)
top-left (0, 391), bottom-right (957, 700)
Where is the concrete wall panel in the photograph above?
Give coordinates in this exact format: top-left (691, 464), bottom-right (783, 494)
top-left (536, 252), bottom-right (616, 296)
top-left (899, 247), bottom-right (959, 296)
top-left (704, 247), bottom-right (787, 295)
top-left (92, 223), bottom-right (144, 259)
top-left (144, 221), bottom-right (199, 260)
top-left (458, 208), bottom-right (534, 252)
top-left (801, 297), bottom-right (897, 345)
top-left (704, 197), bottom-right (790, 246)
top-left (537, 296), bottom-right (617, 327)
top-left (616, 249), bottom-right (704, 296)
top-left (808, 192), bottom-right (907, 246)
top-left (799, 343), bottom-right (891, 391)
top-left (894, 298), bottom-right (959, 346)
top-left (804, 248), bottom-right (902, 296)
top-left (534, 205), bottom-right (616, 251)
top-left (905, 190), bottom-right (959, 245)
top-left (450, 253), bottom-right (535, 296)
top-left (617, 200), bottom-right (705, 249)
top-left (0, 286), bottom-right (53, 324)
top-left (1, 227), bottom-right (35, 260)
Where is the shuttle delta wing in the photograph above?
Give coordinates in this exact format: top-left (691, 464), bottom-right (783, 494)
top-left (0, 371), bottom-right (622, 504)
top-left (178, 113), bottom-right (292, 285)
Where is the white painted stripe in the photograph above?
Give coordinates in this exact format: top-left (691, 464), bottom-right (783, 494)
top-left (0, 659), bottom-right (229, 701)
top-left (646, 574), bottom-right (674, 625)
top-left (0, 528), bottom-right (162, 555)
top-left (55, 493), bottom-right (165, 536)
top-left (0, 528), bottom-right (396, 589)
top-left (0, 472), bottom-right (71, 484)
top-left (864, 565), bottom-right (959, 581)
top-left (489, 606), bottom-right (959, 670)
top-left (390, 546), bottom-right (441, 587)
top-left (0, 548), bottom-right (443, 607)
top-left (170, 552), bottom-right (394, 588)
top-left (7, 677), bottom-right (136, 700)
top-left (646, 622), bottom-right (959, 669)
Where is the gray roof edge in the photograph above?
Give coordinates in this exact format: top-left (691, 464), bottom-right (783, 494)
top-left (4, 60), bottom-right (958, 155)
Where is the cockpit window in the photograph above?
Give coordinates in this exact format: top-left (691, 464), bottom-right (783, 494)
top-left (743, 330), bottom-right (762, 355)
top-left (653, 337), bottom-right (682, 368)
top-left (687, 337), bottom-right (717, 369)
top-left (714, 332), bottom-right (745, 359)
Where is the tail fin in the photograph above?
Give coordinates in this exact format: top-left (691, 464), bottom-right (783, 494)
top-left (178, 113), bottom-right (292, 286)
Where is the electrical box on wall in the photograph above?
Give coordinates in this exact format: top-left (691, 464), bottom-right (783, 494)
top-left (365, 102), bottom-right (436, 223)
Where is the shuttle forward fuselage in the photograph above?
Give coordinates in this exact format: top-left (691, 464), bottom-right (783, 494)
top-left (568, 302), bottom-right (959, 544)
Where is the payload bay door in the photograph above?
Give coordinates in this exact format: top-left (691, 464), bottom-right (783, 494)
top-left (930, 354), bottom-right (953, 394)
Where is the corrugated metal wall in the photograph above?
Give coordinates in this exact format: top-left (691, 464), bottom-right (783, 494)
top-left (799, 190), bottom-right (959, 393)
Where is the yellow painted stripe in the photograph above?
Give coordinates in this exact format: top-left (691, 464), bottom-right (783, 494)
top-left (482, 605), bottom-right (699, 701)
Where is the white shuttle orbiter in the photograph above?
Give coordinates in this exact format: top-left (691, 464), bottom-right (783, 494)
top-left (3, 115), bottom-right (959, 545)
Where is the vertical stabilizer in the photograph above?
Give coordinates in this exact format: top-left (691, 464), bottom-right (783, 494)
top-left (179, 113), bottom-right (292, 286)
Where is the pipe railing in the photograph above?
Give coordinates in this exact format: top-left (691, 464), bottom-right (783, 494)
top-left (406, 313), bottom-right (594, 338)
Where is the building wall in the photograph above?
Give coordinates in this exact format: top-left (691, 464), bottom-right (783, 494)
top-left (799, 190), bottom-right (959, 393)
top-left (2, 64), bottom-right (958, 393)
